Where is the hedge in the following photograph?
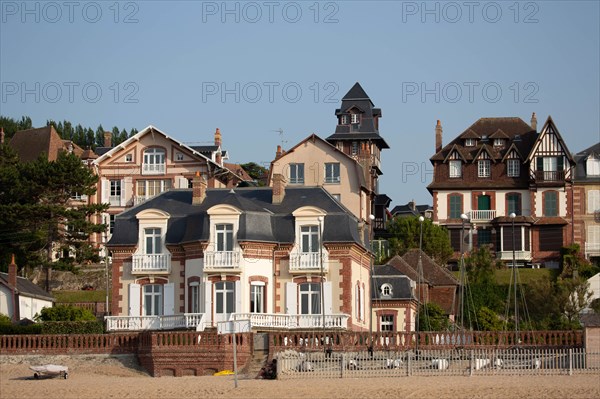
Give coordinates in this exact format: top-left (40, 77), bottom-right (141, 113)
top-left (41, 321), bottom-right (104, 334)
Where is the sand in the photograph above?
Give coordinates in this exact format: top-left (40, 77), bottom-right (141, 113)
top-left (1, 356), bottom-right (599, 399)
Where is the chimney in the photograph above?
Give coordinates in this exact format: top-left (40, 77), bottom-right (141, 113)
top-left (272, 173), bottom-right (287, 204)
top-left (214, 128), bottom-right (222, 165)
top-left (8, 254), bottom-right (17, 288)
top-left (410, 199), bottom-right (416, 211)
top-left (103, 132), bottom-right (112, 147)
top-left (192, 171), bottom-right (207, 205)
top-left (275, 145), bottom-right (283, 159)
top-left (0, 127), bottom-right (4, 145)
top-left (530, 112), bottom-right (537, 132)
top-left (435, 120), bottom-right (443, 153)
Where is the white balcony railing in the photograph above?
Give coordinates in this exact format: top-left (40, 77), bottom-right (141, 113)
top-left (496, 250), bottom-right (532, 261)
top-left (231, 313), bottom-right (349, 329)
top-left (585, 242), bottom-right (600, 258)
top-left (204, 251), bottom-right (241, 270)
top-left (109, 195), bottom-right (122, 206)
top-left (132, 254), bottom-right (171, 273)
top-left (142, 163), bottom-right (166, 175)
top-left (290, 252), bottom-right (327, 271)
top-left (468, 210), bottom-right (497, 221)
top-left (105, 313), bottom-right (205, 331)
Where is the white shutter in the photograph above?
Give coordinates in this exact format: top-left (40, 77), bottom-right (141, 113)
top-left (163, 283), bottom-right (175, 316)
top-left (123, 177), bottom-right (132, 207)
top-left (204, 281), bottom-right (212, 325)
top-left (177, 176), bottom-right (188, 189)
top-left (359, 284), bottom-right (364, 321)
top-left (235, 280), bottom-right (242, 314)
top-left (120, 179), bottom-right (126, 206)
top-left (588, 190), bottom-right (600, 214)
top-left (323, 281), bottom-right (332, 315)
top-left (286, 282), bottom-right (297, 314)
top-left (129, 283), bottom-right (141, 316)
top-left (101, 178), bottom-right (109, 204)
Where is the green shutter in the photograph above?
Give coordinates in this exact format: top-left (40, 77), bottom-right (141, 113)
top-left (557, 156), bottom-right (564, 171)
top-left (536, 157), bottom-right (543, 171)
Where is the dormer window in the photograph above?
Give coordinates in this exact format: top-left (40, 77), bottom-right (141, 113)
top-left (381, 283), bottom-right (392, 297)
top-left (465, 139), bottom-right (476, 147)
top-left (587, 155), bottom-right (600, 176)
top-left (340, 115), bottom-right (349, 125)
top-left (351, 142), bottom-right (359, 156)
top-left (449, 160), bottom-right (462, 178)
top-left (507, 159), bottom-right (520, 177)
top-left (478, 160), bottom-right (491, 178)
top-left (351, 113), bottom-right (360, 124)
top-left (494, 139), bottom-right (504, 147)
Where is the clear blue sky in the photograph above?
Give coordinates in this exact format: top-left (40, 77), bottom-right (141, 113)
top-left (1, 1), bottom-right (599, 206)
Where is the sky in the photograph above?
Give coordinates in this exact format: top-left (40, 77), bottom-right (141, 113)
top-left (1, 0), bottom-right (599, 207)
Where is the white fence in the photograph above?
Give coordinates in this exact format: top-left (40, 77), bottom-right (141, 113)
top-left (276, 348), bottom-right (600, 379)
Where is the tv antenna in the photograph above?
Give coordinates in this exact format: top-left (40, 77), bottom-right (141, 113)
top-left (272, 128), bottom-right (287, 147)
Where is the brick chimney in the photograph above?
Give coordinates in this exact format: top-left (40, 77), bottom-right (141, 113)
top-left (435, 120), bottom-right (443, 153)
top-left (192, 171), bottom-right (207, 205)
top-left (8, 254), bottom-right (17, 288)
top-left (530, 112), bottom-right (537, 132)
top-left (272, 173), bottom-right (287, 204)
top-left (275, 145), bottom-right (283, 160)
top-left (0, 127), bottom-right (4, 145)
top-left (103, 132), bottom-right (112, 147)
top-left (214, 128), bottom-right (222, 165)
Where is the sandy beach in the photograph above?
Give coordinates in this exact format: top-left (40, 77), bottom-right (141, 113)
top-left (1, 356), bottom-right (599, 399)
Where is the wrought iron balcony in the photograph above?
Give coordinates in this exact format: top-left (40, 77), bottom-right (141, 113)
top-left (131, 254), bottom-right (171, 274)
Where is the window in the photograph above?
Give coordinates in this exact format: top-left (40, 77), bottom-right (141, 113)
top-left (507, 159), bottom-right (520, 177)
top-left (507, 193), bottom-right (521, 216)
top-left (351, 113), bottom-right (360, 124)
top-left (536, 156), bottom-right (564, 181)
top-left (449, 195), bottom-right (462, 219)
top-left (478, 229), bottom-right (492, 246)
top-left (331, 194), bottom-right (341, 202)
top-left (544, 191), bottom-right (558, 217)
top-left (301, 226), bottom-right (319, 253)
top-left (216, 224), bottom-right (234, 252)
top-left (351, 142), bottom-right (359, 156)
top-left (465, 139), bottom-right (476, 147)
top-left (250, 283), bottom-right (265, 313)
top-left (215, 281), bottom-right (235, 315)
top-left (324, 163), bottom-right (340, 184)
top-left (143, 284), bottom-right (163, 316)
top-left (190, 283), bottom-right (200, 313)
top-left (340, 115), bottom-right (349, 125)
top-left (493, 139), bottom-right (504, 147)
top-left (109, 214), bottom-right (116, 234)
top-left (176, 152), bottom-right (184, 161)
top-left (503, 226), bottom-right (523, 251)
top-left (588, 190), bottom-right (600, 214)
top-left (449, 160), bottom-right (462, 178)
top-left (70, 192), bottom-right (83, 200)
top-left (587, 156), bottom-right (600, 176)
top-left (143, 148), bottom-right (166, 174)
top-left (137, 179), bottom-right (172, 200)
top-left (144, 228), bottom-right (162, 254)
top-left (110, 180), bottom-right (121, 205)
top-left (539, 226), bottom-right (563, 251)
top-left (380, 315), bottom-right (394, 332)
top-left (289, 163), bottom-right (304, 184)
top-left (381, 283), bottom-right (392, 297)
top-left (125, 154), bottom-right (133, 162)
top-left (299, 283), bottom-right (321, 315)
top-left (478, 160), bottom-right (491, 178)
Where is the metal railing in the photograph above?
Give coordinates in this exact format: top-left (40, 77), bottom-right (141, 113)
top-left (496, 251), bottom-right (533, 261)
top-left (105, 313), bottom-right (205, 332)
top-left (468, 210), bottom-right (497, 221)
top-left (534, 170), bottom-right (565, 182)
top-left (131, 254), bottom-right (171, 273)
top-left (204, 250), bottom-right (241, 269)
top-left (231, 313), bottom-right (349, 329)
top-left (290, 252), bottom-right (327, 271)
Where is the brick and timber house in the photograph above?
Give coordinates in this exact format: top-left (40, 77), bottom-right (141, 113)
top-left (428, 115), bottom-right (575, 268)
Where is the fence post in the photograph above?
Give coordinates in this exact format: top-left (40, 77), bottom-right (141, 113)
top-left (469, 349), bottom-right (473, 376)
top-left (569, 348), bottom-right (573, 376)
top-left (408, 350), bottom-right (412, 376)
top-left (340, 353), bottom-right (345, 378)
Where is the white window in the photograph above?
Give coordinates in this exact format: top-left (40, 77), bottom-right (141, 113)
top-left (143, 284), bottom-right (163, 316)
top-left (588, 226), bottom-right (600, 249)
top-left (493, 139), bottom-right (504, 147)
top-left (300, 283), bottom-right (321, 315)
top-left (190, 283), bottom-right (200, 313)
top-left (215, 281), bottom-right (235, 315)
top-left (137, 179), bottom-right (171, 200)
top-left (351, 142), bottom-right (359, 156)
top-left (176, 152), bottom-right (184, 161)
top-left (381, 283), bottom-right (392, 297)
top-left (507, 159), bottom-right (520, 177)
top-left (143, 148), bottom-right (166, 174)
top-left (289, 163), bottom-right (304, 184)
top-left (588, 190), bottom-right (600, 214)
top-left (380, 314), bottom-right (394, 332)
top-left (351, 113), bottom-right (360, 124)
top-left (250, 283), bottom-right (265, 313)
top-left (324, 163), bottom-right (340, 184)
top-left (216, 224), bottom-right (234, 252)
top-left (110, 180), bottom-right (121, 205)
top-left (125, 153), bottom-right (133, 162)
top-left (478, 160), bottom-right (491, 178)
top-left (465, 139), bottom-right (476, 147)
top-left (587, 156), bottom-right (600, 176)
top-left (340, 115), bottom-right (349, 125)
top-left (144, 228), bottom-right (162, 254)
top-left (449, 160), bottom-right (462, 178)
top-left (301, 225), bottom-right (319, 253)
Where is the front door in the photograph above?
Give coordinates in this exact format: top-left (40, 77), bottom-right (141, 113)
top-left (215, 281), bottom-right (235, 323)
top-left (478, 195), bottom-right (491, 210)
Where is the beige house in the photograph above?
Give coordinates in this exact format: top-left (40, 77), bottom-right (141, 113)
top-left (573, 143), bottom-right (600, 260)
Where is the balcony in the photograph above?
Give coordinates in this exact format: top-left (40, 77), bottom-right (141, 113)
top-left (204, 250), bottom-right (241, 270)
top-left (109, 195), bottom-right (122, 207)
top-left (105, 313), bottom-right (205, 332)
top-left (132, 254), bottom-right (171, 274)
top-left (467, 210), bottom-right (497, 222)
top-left (496, 250), bottom-right (532, 261)
top-left (585, 242), bottom-right (600, 259)
top-left (289, 252), bottom-right (327, 272)
top-left (231, 313), bottom-right (349, 330)
top-left (533, 170), bottom-right (565, 182)
top-left (142, 163), bottom-right (166, 175)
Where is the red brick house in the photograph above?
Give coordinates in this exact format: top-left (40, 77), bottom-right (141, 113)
top-left (428, 115), bottom-right (575, 268)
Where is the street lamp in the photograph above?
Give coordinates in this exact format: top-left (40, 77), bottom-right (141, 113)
top-left (318, 216), bottom-right (325, 337)
top-left (416, 216), bottom-right (424, 351)
top-left (368, 214), bottom-right (375, 355)
top-left (509, 212), bottom-right (518, 344)
top-left (459, 213), bottom-right (469, 330)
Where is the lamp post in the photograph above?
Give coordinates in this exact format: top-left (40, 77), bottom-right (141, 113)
top-left (368, 214), bottom-right (375, 354)
top-left (416, 216), bottom-right (424, 351)
top-left (318, 216), bottom-right (325, 339)
top-left (509, 212), bottom-right (518, 344)
top-left (104, 230), bottom-right (110, 317)
top-left (459, 213), bottom-right (469, 330)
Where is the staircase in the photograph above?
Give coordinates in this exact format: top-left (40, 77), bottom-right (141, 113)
top-left (240, 333), bottom-right (270, 379)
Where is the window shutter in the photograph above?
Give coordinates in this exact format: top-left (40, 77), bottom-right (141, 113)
top-left (101, 178), bottom-right (109, 204)
top-left (235, 280), bottom-right (242, 315)
top-left (588, 191), bottom-right (600, 214)
top-left (163, 283), bottom-right (175, 316)
top-left (359, 284), bottom-right (364, 321)
top-left (204, 281), bottom-right (212, 325)
top-left (120, 179), bottom-right (126, 206)
top-left (536, 157), bottom-right (543, 171)
top-left (323, 281), bottom-right (332, 315)
top-left (286, 282), bottom-right (297, 314)
top-left (128, 283), bottom-right (141, 316)
top-left (557, 156), bottom-right (564, 171)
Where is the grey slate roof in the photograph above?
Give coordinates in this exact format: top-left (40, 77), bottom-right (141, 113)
top-left (0, 273), bottom-right (54, 301)
top-left (573, 142), bottom-right (600, 182)
top-left (372, 264), bottom-right (415, 301)
top-left (108, 187), bottom-right (365, 248)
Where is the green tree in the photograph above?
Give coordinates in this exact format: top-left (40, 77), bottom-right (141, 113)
top-left (418, 302), bottom-right (449, 331)
top-left (240, 162), bottom-right (268, 185)
top-left (476, 306), bottom-right (504, 331)
top-left (387, 216), bottom-right (453, 265)
top-left (36, 304), bottom-right (95, 321)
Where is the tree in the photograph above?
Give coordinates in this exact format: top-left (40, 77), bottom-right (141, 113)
top-left (36, 304), bottom-right (95, 321)
top-left (387, 216), bottom-right (453, 265)
top-left (240, 162), bottom-right (268, 185)
top-left (418, 302), bottom-right (449, 331)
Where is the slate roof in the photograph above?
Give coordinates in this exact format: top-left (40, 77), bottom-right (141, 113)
top-left (372, 264), bottom-right (415, 301)
top-left (0, 273), bottom-right (54, 301)
top-left (402, 249), bottom-right (459, 286)
top-left (9, 126), bottom-right (84, 162)
top-left (326, 82), bottom-right (390, 149)
top-left (391, 202), bottom-right (432, 217)
top-left (108, 187), bottom-right (365, 248)
top-left (573, 142), bottom-right (600, 182)
top-left (580, 313), bottom-right (600, 328)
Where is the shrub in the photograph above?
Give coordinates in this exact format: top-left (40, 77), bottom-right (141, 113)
top-left (41, 320), bottom-right (104, 334)
top-left (0, 323), bottom-right (42, 335)
top-left (36, 304), bottom-right (96, 322)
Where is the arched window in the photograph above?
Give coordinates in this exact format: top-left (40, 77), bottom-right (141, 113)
top-left (381, 283), bottom-right (392, 297)
top-left (142, 148), bottom-right (165, 175)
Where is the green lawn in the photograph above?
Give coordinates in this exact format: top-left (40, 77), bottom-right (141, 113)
top-left (452, 268), bottom-right (555, 285)
top-left (53, 290), bottom-right (110, 303)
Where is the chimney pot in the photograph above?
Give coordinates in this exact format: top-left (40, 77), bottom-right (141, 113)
top-left (435, 120), bottom-right (443, 153)
top-left (8, 254), bottom-right (17, 289)
top-left (103, 132), bottom-right (112, 148)
top-left (276, 145), bottom-right (283, 159)
top-left (192, 171), bottom-right (207, 205)
top-left (531, 112), bottom-right (537, 132)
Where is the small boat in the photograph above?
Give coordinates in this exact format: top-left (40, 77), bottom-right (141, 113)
top-left (29, 364), bottom-right (69, 379)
